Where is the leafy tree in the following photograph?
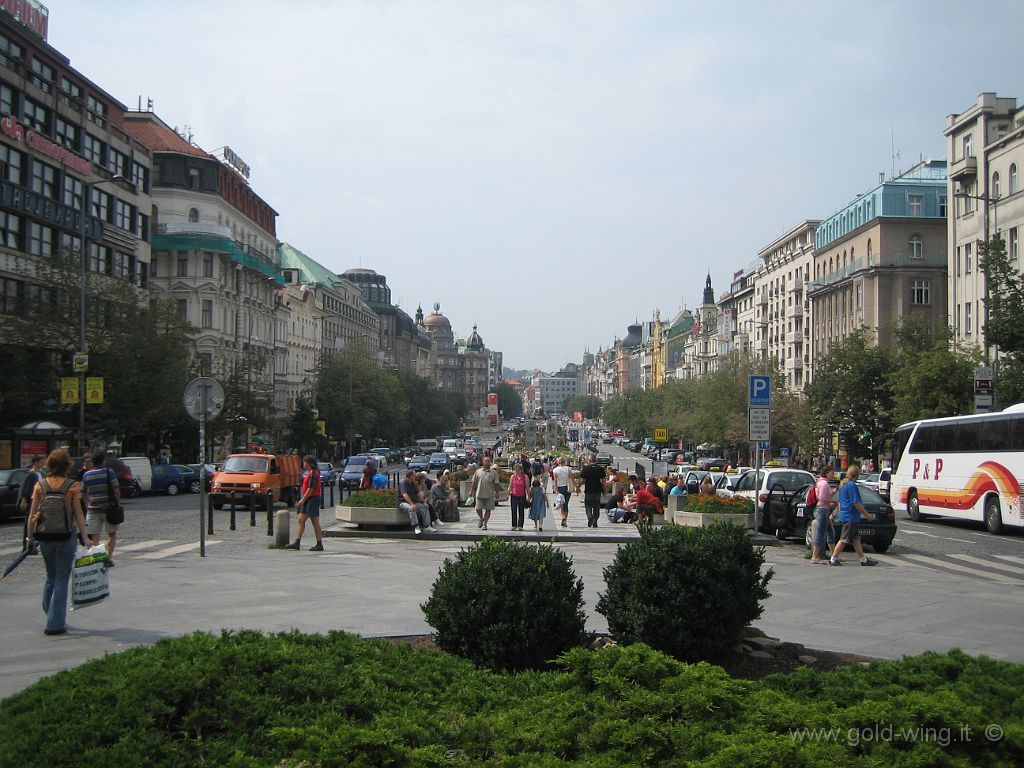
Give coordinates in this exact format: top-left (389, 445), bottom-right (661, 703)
top-left (979, 236), bottom-right (1024, 356)
top-left (288, 396), bottom-right (320, 454)
top-left (564, 394), bottom-right (602, 419)
top-left (492, 382), bottom-right (522, 419)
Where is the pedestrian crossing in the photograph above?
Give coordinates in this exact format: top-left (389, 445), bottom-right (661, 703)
top-left (872, 551), bottom-right (1024, 585)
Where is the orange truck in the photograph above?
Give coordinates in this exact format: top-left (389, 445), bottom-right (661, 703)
top-left (210, 453), bottom-right (301, 510)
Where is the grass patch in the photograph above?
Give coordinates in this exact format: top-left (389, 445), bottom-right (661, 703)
top-left (0, 633), bottom-right (1020, 767)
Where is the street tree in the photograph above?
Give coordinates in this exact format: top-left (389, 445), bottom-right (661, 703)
top-left (979, 235), bottom-right (1024, 404)
top-left (564, 394), bottom-right (602, 419)
top-left (492, 382), bottom-right (523, 419)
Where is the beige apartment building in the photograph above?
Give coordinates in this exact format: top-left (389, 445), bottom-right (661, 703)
top-left (754, 220), bottom-right (819, 391)
top-left (946, 93), bottom-right (1024, 355)
top-left (808, 161), bottom-right (948, 361)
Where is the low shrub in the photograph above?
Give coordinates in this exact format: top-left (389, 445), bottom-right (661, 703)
top-left (344, 488), bottom-right (395, 507)
top-left (596, 522), bottom-right (773, 663)
top-left (684, 493), bottom-right (755, 515)
top-left (422, 538), bottom-right (586, 672)
top-left (1, 636), bottom-right (1021, 767)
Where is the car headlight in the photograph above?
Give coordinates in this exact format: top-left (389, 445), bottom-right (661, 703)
top-left (251, 482), bottom-right (262, 491)
top-left (212, 481), bottom-right (221, 491)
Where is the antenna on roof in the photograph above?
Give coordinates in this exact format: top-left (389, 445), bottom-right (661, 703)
top-left (890, 118), bottom-right (901, 179)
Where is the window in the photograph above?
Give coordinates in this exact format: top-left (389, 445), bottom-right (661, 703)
top-left (177, 254), bottom-right (189, 277)
top-left (21, 98), bottom-right (50, 133)
top-left (965, 302), bottom-right (973, 336)
top-left (0, 144), bottom-right (22, 184)
top-left (965, 242), bottom-right (972, 273)
top-left (0, 83), bottom-right (11, 116)
top-left (111, 251), bottom-right (130, 279)
top-left (54, 117), bottom-right (79, 150)
top-left (956, 245), bottom-right (961, 276)
top-left (911, 279), bottom-right (930, 306)
top-left (87, 96), bottom-right (107, 128)
top-left (176, 298), bottom-right (188, 322)
top-left (963, 133), bottom-right (973, 158)
top-left (1010, 227), bottom-right (1019, 261)
top-left (60, 78), bottom-right (82, 107)
top-left (62, 176), bottom-right (83, 209)
top-left (202, 253), bottom-right (214, 278)
top-left (27, 222), bottom-right (53, 256)
top-left (108, 148), bottom-right (128, 178)
top-left (92, 189), bottom-right (110, 223)
top-left (201, 299), bottom-right (213, 328)
top-left (939, 195), bottom-right (947, 218)
top-left (993, 172), bottom-right (1001, 199)
top-left (113, 199), bottom-right (134, 231)
top-left (88, 243), bottom-right (110, 275)
top-left (30, 58), bottom-right (53, 93)
top-left (0, 276), bottom-right (23, 314)
top-left (1011, 164), bottom-right (1019, 195)
top-left (855, 282), bottom-right (862, 309)
top-left (908, 194), bottom-right (923, 216)
top-left (29, 160), bottom-right (57, 199)
top-left (136, 212), bottom-right (149, 240)
top-left (131, 161), bottom-right (148, 192)
top-left (0, 33), bottom-right (23, 65)
top-left (188, 207), bottom-right (199, 223)
top-left (0, 210), bottom-right (21, 248)
top-left (866, 238), bottom-right (873, 264)
top-left (83, 133), bottom-right (106, 165)
top-left (909, 234), bottom-right (923, 259)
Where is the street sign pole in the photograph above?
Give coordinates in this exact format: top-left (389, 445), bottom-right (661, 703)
top-left (184, 377), bottom-right (225, 558)
top-left (748, 375), bottom-right (772, 529)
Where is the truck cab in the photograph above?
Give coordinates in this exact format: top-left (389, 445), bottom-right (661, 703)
top-left (210, 453), bottom-right (301, 510)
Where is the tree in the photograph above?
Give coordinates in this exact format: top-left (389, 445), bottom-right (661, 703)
top-left (979, 235), bottom-right (1024, 406)
top-left (564, 394), bottom-right (602, 419)
top-left (492, 382), bottom-right (522, 419)
top-left (288, 396), bottom-right (320, 454)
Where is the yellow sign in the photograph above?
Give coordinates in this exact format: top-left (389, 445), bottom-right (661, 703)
top-left (316, 420), bottom-right (326, 435)
top-left (60, 377), bottom-right (78, 405)
top-left (653, 428), bottom-right (668, 442)
top-left (86, 377), bottom-right (104, 404)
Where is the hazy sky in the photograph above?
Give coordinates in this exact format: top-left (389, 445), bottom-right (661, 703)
top-left (48, 1), bottom-right (1022, 372)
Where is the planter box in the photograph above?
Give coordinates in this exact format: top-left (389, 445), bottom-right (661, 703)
top-left (673, 511), bottom-right (755, 529)
top-left (337, 504), bottom-right (407, 527)
top-left (665, 494), bottom-right (687, 513)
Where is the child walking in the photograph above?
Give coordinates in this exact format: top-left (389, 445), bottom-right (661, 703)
top-left (528, 478), bottom-right (549, 532)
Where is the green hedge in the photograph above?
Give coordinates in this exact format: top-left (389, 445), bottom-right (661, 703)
top-left (683, 494), bottom-right (755, 515)
top-left (344, 489), bottom-right (396, 507)
top-left (1, 634), bottom-right (1021, 767)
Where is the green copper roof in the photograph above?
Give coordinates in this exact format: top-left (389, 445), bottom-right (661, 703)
top-left (278, 242), bottom-right (340, 286)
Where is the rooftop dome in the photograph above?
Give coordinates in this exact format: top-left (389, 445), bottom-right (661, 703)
top-left (466, 323), bottom-right (484, 350)
top-left (423, 302), bottom-right (451, 330)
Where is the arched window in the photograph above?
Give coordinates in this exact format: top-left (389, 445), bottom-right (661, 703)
top-left (909, 234), bottom-right (923, 260)
top-left (993, 171), bottom-right (1001, 199)
top-left (1011, 164), bottom-right (1018, 195)
top-left (188, 207), bottom-right (199, 223)
top-left (867, 238), bottom-right (873, 264)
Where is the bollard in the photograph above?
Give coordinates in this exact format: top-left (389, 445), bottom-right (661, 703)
top-left (275, 508), bottom-right (291, 547)
top-left (229, 495), bottom-right (237, 530)
top-left (250, 492), bottom-right (258, 527)
top-left (207, 494), bottom-right (215, 535)
top-left (266, 493), bottom-right (274, 535)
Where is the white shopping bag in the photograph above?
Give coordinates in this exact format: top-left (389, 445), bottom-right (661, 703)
top-left (71, 545), bottom-right (109, 610)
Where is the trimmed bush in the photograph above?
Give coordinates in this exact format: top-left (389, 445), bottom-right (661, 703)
top-left (684, 493), bottom-right (755, 515)
top-left (596, 522), bottom-right (773, 663)
top-left (422, 538), bottom-right (586, 672)
top-left (344, 488), bottom-right (395, 507)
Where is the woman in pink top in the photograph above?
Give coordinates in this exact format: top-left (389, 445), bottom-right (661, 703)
top-left (508, 464), bottom-right (530, 532)
top-left (811, 463), bottom-right (837, 564)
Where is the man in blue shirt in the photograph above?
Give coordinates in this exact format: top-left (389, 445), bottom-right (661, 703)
top-left (830, 462), bottom-right (877, 566)
top-left (81, 451), bottom-right (122, 566)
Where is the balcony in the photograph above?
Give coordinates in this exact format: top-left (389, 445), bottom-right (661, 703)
top-left (949, 155), bottom-right (978, 182)
top-left (157, 222), bottom-right (233, 239)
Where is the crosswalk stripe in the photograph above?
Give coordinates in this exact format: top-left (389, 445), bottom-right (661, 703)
top-left (319, 553), bottom-right (374, 559)
top-left (116, 539), bottom-right (174, 552)
top-left (994, 555), bottom-right (1024, 565)
top-left (133, 540), bottom-right (221, 559)
top-left (901, 553), bottom-right (1019, 584)
top-left (949, 553), bottom-right (1024, 576)
top-left (870, 555), bottom-right (926, 567)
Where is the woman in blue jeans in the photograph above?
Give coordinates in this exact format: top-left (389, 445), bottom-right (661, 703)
top-left (507, 463), bottom-right (529, 531)
top-left (28, 449), bottom-right (89, 635)
top-left (810, 463), bottom-right (837, 564)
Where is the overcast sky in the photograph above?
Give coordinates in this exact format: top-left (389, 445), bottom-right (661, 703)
top-left (49, 1), bottom-right (1022, 372)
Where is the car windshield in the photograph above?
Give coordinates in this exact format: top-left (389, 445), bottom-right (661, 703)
top-left (856, 483), bottom-right (886, 505)
top-left (0, 470), bottom-right (15, 484)
top-left (318, 463), bottom-right (333, 472)
top-left (344, 457), bottom-right (369, 469)
top-left (411, 455), bottom-right (428, 463)
top-left (222, 456), bottom-right (270, 473)
top-left (430, 453), bottom-right (448, 461)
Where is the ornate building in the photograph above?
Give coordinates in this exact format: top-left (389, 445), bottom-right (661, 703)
top-left (417, 303), bottom-right (490, 414)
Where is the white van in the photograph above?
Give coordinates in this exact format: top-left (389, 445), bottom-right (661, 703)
top-left (120, 456), bottom-right (154, 493)
top-left (442, 438), bottom-right (460, 457)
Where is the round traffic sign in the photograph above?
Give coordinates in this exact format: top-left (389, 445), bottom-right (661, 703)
top-left (183, 377), bottom-right (225, 421)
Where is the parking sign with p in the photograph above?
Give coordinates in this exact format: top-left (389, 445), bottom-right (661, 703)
top-left (749, 375), bottom-right (771, 408)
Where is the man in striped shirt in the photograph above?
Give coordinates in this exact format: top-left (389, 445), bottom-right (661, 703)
top-left (81, 451), bottom-right (123, 567)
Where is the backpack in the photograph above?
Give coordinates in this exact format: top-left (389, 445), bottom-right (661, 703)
top-left (806, 483), bottom-right (818, 508)
top-left (33, 478), bottom-right (74, 541)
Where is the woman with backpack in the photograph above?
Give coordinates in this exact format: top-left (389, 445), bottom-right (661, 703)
top-left (809, 463), bottom-right (837, 565)
top-left (27, 448), bottom-right (88, 636)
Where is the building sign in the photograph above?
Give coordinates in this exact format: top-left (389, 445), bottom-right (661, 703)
top-left (0, 180), bottom-right (104, 240)
top-left (85, 376), bottom-right (103, 404)
top-left (0, 0), bottom-right (48, 41)
top-left (222, 145), bottom-right (250, 179)
top-left (2, 116), bottom-right (91, 175)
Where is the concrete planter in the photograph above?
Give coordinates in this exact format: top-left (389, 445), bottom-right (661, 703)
top-left (665, 494), bottom-right (687, 513)
top-left (337, 504), bottom-right (407, 527)
top-left (673, 511), bottom-right (755, 529)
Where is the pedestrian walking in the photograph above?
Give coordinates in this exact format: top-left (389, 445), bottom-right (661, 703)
top-left (285, 456), bottom-right (324, 551)
top-left (830, 462), bottom-right (877, 566)
top-left (528, 478), bottom-right (549, 532)
top-left (80, 450), bottom-right (123, 567)
top-left (551, 457), bottom-right (572, 528)
top-left (507, 462), bottom-right (530, 531)
top-left (26, 448), bottom-right (89, 636)
top-left (809, 463), bottom-right (837, 565)
top-left (17, 454), bottom-right (44, 554)
top-left (576, 453), bottom-right (607, 528)
top-left (469, 456), bottom-right (501, 531)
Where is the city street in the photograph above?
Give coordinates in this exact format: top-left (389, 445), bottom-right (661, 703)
top-left (2, 448), bottom-right (1024, 702)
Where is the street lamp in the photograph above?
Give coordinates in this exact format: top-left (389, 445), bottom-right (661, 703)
top-left (77, 174), bottom-right (129, 456)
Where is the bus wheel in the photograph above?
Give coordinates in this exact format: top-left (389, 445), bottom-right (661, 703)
top-left (984, 496), bottom-right (1005, 535)
top-left (907, 492), bottom-right (925, 522)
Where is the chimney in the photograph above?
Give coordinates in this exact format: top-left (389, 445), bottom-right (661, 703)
top-left (879, 172), bottom-right (885, 184)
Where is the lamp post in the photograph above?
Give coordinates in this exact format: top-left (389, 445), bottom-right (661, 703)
top-left (77, 174), bottom-right (128, 456)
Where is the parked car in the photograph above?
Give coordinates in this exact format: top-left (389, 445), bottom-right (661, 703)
top-left (429, 452), bottom-right (451, 471)
top-left (174, 464), bottom-right (202, 494)
top-left (678, 470), bottom-right (729, 493)
top-left (877, 468), bottom-right (891, 500)
top-left (407, 454), bottom-right (430, 472)
top-left (722, 467), bottom-right (815, 535)
top-left (120, 456), bottom-right (154, 493)
top-left (317, 462), bottom-right (338, 489)
top-left (625, 441), bottom-right (640, 453)
top-left (151, 463), bottom-right (184, 495)
top-left (696, 456), bottom-right (727, 471)
top-left (0, 467), bottom-right (29, 521)
top-left (796, 481), bottom-right (896, 553)
top-left (369, 448), bottom-right (392, 466)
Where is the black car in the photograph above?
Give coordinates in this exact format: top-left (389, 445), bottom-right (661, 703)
top-left (408, 454), bottom-right (430, 472)
top-left (792, 481), bottom-right (896, 553)
top-left (0, 467), bottom-right (29, 521)
top-left (428, 452), bottom-right (450, 471)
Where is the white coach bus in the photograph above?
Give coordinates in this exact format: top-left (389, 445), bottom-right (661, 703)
top-left (890, 404), bottom-right (1024, 534)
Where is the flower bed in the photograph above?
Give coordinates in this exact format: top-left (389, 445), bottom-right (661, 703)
top-left (674, 493), bottom-right (755, 528)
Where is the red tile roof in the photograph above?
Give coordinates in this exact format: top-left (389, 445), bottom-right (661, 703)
top-left (121, 112), bottom-right (215, 159)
